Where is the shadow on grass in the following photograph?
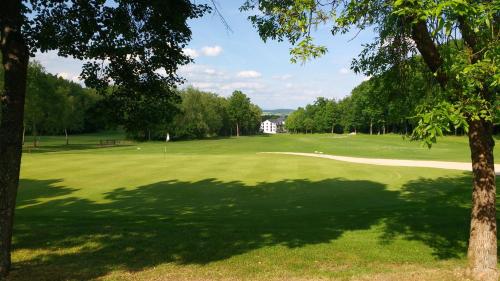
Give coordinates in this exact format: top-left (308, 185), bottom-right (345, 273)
top-left (11, 175), bottom-right (483, 280)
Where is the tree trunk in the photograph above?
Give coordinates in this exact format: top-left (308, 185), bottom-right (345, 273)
top-left (21, 126), bottom-right (25, 145)
top-left (65, 128), bottom-right (69, 145)
top-left (236, 123), bottom-right (240, 137)
top-left (32, 124), bottom-right (37, 148)
top-left (370, 119), bottom-right (373, 135)
top-left (467, 119), bottom-right (498, 281)
top-left (0, 7), bottom-right (29, 278)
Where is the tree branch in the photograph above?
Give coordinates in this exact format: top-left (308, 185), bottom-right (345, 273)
top-left (410, 20), bottom-right (447, 87)
top-left (458, 16), bottom-right (480, 63)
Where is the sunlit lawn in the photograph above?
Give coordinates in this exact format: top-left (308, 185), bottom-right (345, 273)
top-left (11, 133), bottom-right (500, 280)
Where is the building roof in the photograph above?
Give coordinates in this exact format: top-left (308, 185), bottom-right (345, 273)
top-left (269, 116), bottom-right (286, 125)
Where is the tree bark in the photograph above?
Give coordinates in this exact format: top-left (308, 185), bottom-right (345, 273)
top-left (0, 2), bottom-right (29, 277)
top-left (467, 119), bottom-right (498, 281)
top-left (236, 123), bottom-right (240, 137)
top-left (65, 128), bottom-right (69, 145)
top-left (370, 119), bottom-right (373, 135)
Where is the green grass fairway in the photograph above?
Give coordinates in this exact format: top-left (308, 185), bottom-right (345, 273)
top-left (12, 133), bottom-right (500, 280)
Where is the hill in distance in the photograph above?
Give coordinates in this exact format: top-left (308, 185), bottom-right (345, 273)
top-left (262, 109), bottom-right (295, 115)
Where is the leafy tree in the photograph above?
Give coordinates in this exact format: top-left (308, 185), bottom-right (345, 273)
top-left (337, 96), bottom-right (359, 133)
top-left (0, 1), bottom-right (209, 277)
top-left (24, 62), bottom-right (49, 147)
top-left (285, 107), bottom-right (306, 133)
top-left (172, 87), bottom-right (225, 139)
top-left (325, 99), bottom-right (339, 133)
top-left (227, 90), bottom-right (252, 137)
top-left (242, 0), bottom-right (500, 279)
top-left (351, 81), bottom-right (385, 135)
top-left (215, 96), bottom-right (232, 137)
top-left (303, 117), bottom-right (314, 134)
top-left (247, 104), bottom-right (263, 134)
top-left (312, 97), bottom-right (331, 132)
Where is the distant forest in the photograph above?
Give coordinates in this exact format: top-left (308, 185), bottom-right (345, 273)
top-left (286, 58), bottom-right (500, 136)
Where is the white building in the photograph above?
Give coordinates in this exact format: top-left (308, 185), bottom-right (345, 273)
top-left (260, 117), bottom-right (286, 134)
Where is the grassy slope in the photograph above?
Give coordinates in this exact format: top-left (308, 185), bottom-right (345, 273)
top-left (12, 133), bottom-right (500, 280)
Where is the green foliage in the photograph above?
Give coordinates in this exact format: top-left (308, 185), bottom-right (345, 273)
top-left (4, 0), bottom-right (212, 135)
top-left (411, 102), bottom-right (468, 147)
top-left (170, 87), bottom-right (228, 139)
top-left (140, 88), bottom-right (263, 140)
top-left (242, 0), bottom-right (500, 146)
top-left (21, 61), bottom-right (101, 137)
top-left (241, 0), bottom-right (329, 64)
top-left (227, 90), bottom-right (262, 135)
top-left (285, 107), bottom-right (306, 132)
top-left (290, 36), bottom-right (328, 64)
top-left (285, 63), bottom-right (437, 135)
top-left (23, 1), bottom-right (209, 89)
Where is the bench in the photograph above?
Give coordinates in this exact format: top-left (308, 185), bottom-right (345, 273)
top-left (99, 139), bottom-right (120, 146)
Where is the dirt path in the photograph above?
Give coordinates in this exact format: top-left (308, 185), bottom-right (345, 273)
top-left (260, 152), bottom-right (500, 175)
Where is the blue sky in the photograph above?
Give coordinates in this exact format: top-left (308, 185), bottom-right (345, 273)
top-left (35, 1), bottom-right (375, 110)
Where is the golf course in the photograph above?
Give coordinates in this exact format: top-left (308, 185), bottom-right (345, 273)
top-left (11, 133), bottom-right (500, 281)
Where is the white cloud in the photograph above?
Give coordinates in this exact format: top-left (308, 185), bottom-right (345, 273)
top-left (237, 70), bottom-right (262, 79)
top-left (201, 45), bottom-right (223, 57)
top-left (220, 82), bottom-right (264, 91)
top-left (183, 48), bottom-right (199, 58)
top-left (178, 64), bottom-right (226, 80)
top-left (181, 46), bottom-right (223, 58)
top-left (56, 72), bottom-right (81, 83)
top-left (273, 74), bottom-right (292, 80)
top-left (339, 67), bottom-right (351, 75)
top-left (204, 68), bottom-right (218, 75)
top-left (192, 82), bottom-right (217, 90)
top-left (57, 72), bottom-right (70, 79)
top-left (176, 62), bottom-right (362, 109)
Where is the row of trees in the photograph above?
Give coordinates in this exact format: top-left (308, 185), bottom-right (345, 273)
top-left (169, 88), bottom-right (262, 139)
top-left (0, 62), bottom-right (104, 147)
top-left (23, 63), bottom-right (104, 146)
top-left (285, 60), bottom-right (446, 135)
top-left (124, 87), bottom-right (263, 140)
top-left (2, 62), bottom-right (262, 142)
